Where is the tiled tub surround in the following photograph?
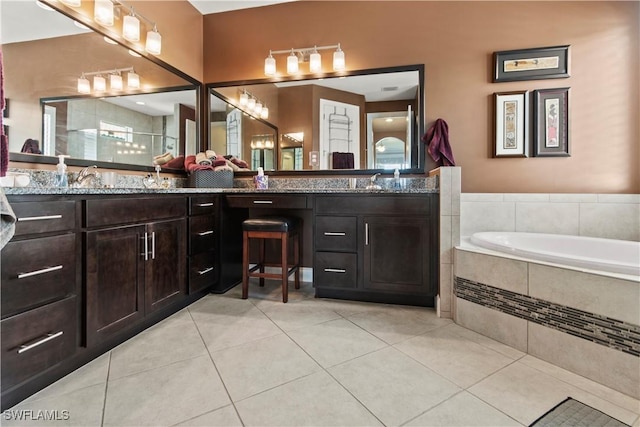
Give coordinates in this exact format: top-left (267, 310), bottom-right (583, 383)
top-left (454, 247), bottom-right (640, 399)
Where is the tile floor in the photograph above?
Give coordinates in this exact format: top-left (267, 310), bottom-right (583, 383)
top-left (4, 282), bottom-right (640, 427)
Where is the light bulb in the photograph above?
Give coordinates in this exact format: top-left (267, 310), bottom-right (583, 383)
top-left (110, 74), bottom-right (123, 91)
top-left (333, 44), bottom-right (345, 71)
top-left (247, 97), bottom-right (256, 111)
top-left (261, 106), bottom-right (269, 120)
top-left (309, 48), bottom-right (322, 73)
top-left (94, 0), bottom-right (114, 26)
top-left (127, 71), bottom-right (140, 89)
top-left (94, 75), bottom-right (106, 92)
top-left (264, 52), bottom-right (276, 76)
top-left (254, 101), bottom-right (263, 116)
top-left (239, 92), bottom-right (248, 106)
top-left (123, 14), bottom-right (140, 42)
top-left (287, 50), bottom-right (299, 74)
top-left (77, 76), bottom-right (90, 94)
top-left (146, 28), bottom-right (162, 55)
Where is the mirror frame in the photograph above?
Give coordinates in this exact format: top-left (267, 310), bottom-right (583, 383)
top-left (206, 64), bottom-right (425, 176)
top-left (6, 0), bottom-right (202, 174)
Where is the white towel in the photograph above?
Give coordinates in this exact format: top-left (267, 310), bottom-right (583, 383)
top-left (1, 188), bottom-right (16, 249)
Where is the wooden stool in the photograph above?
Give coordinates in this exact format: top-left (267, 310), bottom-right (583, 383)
top-left (242, 217), bottom-right (300, 303)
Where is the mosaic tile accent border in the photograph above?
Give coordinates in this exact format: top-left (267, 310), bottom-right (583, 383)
top-left (454, 276), bottom-right (640, 357)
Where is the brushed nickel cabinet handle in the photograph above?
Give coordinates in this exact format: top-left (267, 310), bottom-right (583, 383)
top-left (142, 232), bottom-right (149, 261)
top-left (151, 231), bottom-right (156, 260)
top-left (253, 200), bottom-right (273, 204)
top-left (18, 265), bottom-right (63, 279)
top-left (18, 331), bottom-right (64, 354)
top-left (17, 214), bottom-right (62, 222)
top-left (324, 232), bottom-right (346, 236)
top-left (198, 267), bottom-right (214, 275)
top-left (324, 268), bottom-right (347, 273)
top-left (195, 202), bottom-right (214, 207)
top-left (197, 230), bottom-right (214, 236)
top-left (365, 223), bottom-right (369, 246)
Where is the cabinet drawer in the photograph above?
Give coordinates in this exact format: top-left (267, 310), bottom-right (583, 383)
top-left (315, 216), bottom-right (357, 252)
top-left (1, 296), bottom-right (77, 390)
top-left (1, 234), bottom-right (77, 318)
top-left (190, 196), bottom-right (217, 216)
top-left (11, 200), bottom-right (76, 236)
top-left (189, 251), bottom-right (217, 293)
top-left (189, 215), bottom-right (216, 254)
top-left (226, 194), bottom-right (309, 209)
top-left (85, 196), bottom-right (186, 228)
top-left (314, 252), bottom-right (357, 289)
top-left (315, 195), bottom-right (431, 216)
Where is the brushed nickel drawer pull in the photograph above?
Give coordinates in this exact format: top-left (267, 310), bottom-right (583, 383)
top-left (17, 214), bottom-right (62, 222)
top-left (142, 233), bottom-right (149, 261)
top-left (18, 265), bottom-right (63, 279)
top-left (197, 230), bottom-right (214, 236)
top-left (324, 268), bottom-right (347, 273)
top-left (18, 331), bottom-right (64, 354)
top-left (253, 200), bottom-right (273, 204)
top-left (196, 202), bottom-right (214, 207)
top-left (151, 231), bottom-right (156, 260)
top-left (365, 223), bottom-right (369, 246)
top-left (324, 232), bottom-right (346, 236)
top-left (198, 267), bottom-right (214, 275)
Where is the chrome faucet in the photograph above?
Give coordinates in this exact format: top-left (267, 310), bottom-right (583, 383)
top-left (75, 165), bottom-right (99, 186)
top-left (370, 173), bottom-right (381, 184)
top-left (366, 173), bottom-right (382, 190)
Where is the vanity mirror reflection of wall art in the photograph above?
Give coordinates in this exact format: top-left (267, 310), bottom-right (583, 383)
top-left (208, 64), bottom-right (425, 173)
top-left (1, 0), bottom-right (200, 172)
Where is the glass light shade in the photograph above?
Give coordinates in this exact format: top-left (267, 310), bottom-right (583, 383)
top-left (239, 92), bottom-right (248, 106)
top-left (333, 46), bottom-right (346, 71)
top-left (110, 74), bottom-right (123, 91)
top-left (261, 106), bottom-right (269, 120)
top-left (77, 76), bottom-right (91, 94)
top-left (287, 52), bottom-right (299, 74)
top-left (94, 0), bottom-right (114, 26)
top-left (61, 0), bottom-right (81, 7)
top-left (264, 54), bottom-right (276, 76)
top-left (254, 101), bottom-right (263, 115)
top-left (146, 30), bottom-right (162, 55)
top-left (309, 51), bottom-right (322, 73)
top-left (127, 71), bottom-right (140, 89)
top-left (247, 97), bottom-right (256, 111)
top-left (123, 14), bottom-right (140, 42)
top-left (93, 75), bottom-right (106, 92)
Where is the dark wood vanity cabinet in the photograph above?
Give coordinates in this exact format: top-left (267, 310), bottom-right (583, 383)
top-left (188, 195), bottom-right (218, 293)
top-left (1, 197), bottom-right (80, 396)
top-left (314, 194), bottom-right (438, 306)
top-left (84, 196), bottom-right (187, 347)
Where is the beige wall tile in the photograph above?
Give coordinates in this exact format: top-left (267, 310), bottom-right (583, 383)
top-left (461, 193), bottom-right (505, 202)
top-left (597, 194), bottom-right (640, 204)
top-left (460, 201), bottom-right (516, 237)
top-left (455, 249), bottom-right (528, 294)
top-left (549, 193), bottom-right (598, 203)
top-left (455, 298), bottom-right (528, 352)
top-left (580, 203), bottom-right (640, 240)
top-left (451, 167), bottom-right (461, 216)
top-left (439, 168), bottom-right (452, 216)
top-left (515, 202), bottom-right (580, 235)
top-left (439, 263), bottom-right (452, 313)
top-left (528, 264), bottom-right (639, 325)
top-left (528, 323), bottom-right (640, 400)
top-left (504, 193), bottom-right (550, 202)
top-left (440, 215), bottom-right (453, 263)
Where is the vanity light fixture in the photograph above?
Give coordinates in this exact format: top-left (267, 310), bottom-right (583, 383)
top-left (236, 90), bottom-right (269, 120)
top-left (260, 105), bottom-right (269, 120)
top-left (145, 25), bottom-right (162, 55)
top-left (123, 9), bottom-right (140, 42)
top-left (264, 43), bottom-right (345, 76)
top-left (76, 67), bottom-right (139, 94)
top-left (94, 0), bottom-right (114, 26)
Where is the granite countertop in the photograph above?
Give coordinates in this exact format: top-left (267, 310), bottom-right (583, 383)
top-left (2, 186), bottom-right (438, 195)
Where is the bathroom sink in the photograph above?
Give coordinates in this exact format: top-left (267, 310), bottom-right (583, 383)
top-left (365, 184), bottom-right (383, 190)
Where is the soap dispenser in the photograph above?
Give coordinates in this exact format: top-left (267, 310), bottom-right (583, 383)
top-left (55, 155), bottom-right (69, 188)
top-left (393, 168), bottom-right (401, 189)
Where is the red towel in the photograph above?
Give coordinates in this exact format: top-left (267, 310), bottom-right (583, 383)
top-left (422, 118), bottom-right (456, 166)
top-left (213, 155), bottom-right (227, 167)
top-left (162, 155), bottom-right (185, 170)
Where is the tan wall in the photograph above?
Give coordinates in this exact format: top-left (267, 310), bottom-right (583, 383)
top-left (202, 1), bottom-right (640, 193)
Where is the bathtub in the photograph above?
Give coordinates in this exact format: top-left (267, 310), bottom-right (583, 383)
top-left (470, 231), bottom-right (640, 277)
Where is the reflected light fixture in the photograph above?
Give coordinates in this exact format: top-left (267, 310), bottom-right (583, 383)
top-left (239, 91), bottom-right (249, 107)
top-left (77, 74), bottom-right (91, 94)
top-left (94, 0), bottom-right (114, 26)
top-left (73, 20), bottom-right (90, 30)
top-left (93, 75), bottom-right (107, 92)
top-left (127, 70), bottom-right (140, 89)
top-left (76, 67), bottom-right (139, 94)
top-left (104, 36), bottom-right (118, 45)
top-left (237, 90), bottom-right (268, 120)
top-left (264, 43), bottom-right (345, 76)
top-left (128, 49), bottom-right (142, 58)
top-left (145, 25), bottom-right (162, 55)
top-left (261, 105), bottom-right (269, 120)
top-left (110, 73), bottom-right (123, 91)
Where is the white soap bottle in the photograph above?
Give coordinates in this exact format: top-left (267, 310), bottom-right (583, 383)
top-left (393, 168), bottom-right (400, 189)
top-left (55, 155), bottom-right (69, 187)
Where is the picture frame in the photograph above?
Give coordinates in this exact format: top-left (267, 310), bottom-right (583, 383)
top-left (494, 91), bottom-right (529, 158)
top-left (493, 45), bottom-right (570, 82)
top-left (533, 87), bottom-right (570, 157)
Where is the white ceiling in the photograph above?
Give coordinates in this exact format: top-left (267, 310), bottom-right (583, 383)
top-left (186, 0), bottom-right (295, 15)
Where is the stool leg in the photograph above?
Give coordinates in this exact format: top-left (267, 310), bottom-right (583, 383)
top-left (259, 238), bottom-right (265, 287)
top-left (294, 232), bottom-right (300, 290)
top-left (242, 231), bottom-right (249, 299)
top-left (281, 232), bottom-right (288, 303)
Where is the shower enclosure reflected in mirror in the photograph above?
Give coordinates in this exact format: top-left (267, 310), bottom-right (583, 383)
top-left (208, 64), bottom-right (424, 173)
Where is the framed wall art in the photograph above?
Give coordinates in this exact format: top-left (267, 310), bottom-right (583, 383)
top-left (494, 91), bottom-right (528, 158)
top-left (533, 87), bottom-right (570, 157)
top-left (493, 45), bottom-right (570, 82)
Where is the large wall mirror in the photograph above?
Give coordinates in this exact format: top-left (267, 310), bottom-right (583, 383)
top-left (207, 64), bottom-right (424, 174)
top-left (1, 1), bottom-right (200, 172)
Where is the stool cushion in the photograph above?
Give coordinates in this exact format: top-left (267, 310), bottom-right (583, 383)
top-left (243, 216), bottom-right (298, 233)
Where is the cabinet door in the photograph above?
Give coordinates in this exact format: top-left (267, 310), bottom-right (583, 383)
top-left (145, 219), bottom-right (187, 314)
top-left (86, 225), bottom-right (145, 347)
top-left (363, 216), bottom-right (430, 294)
